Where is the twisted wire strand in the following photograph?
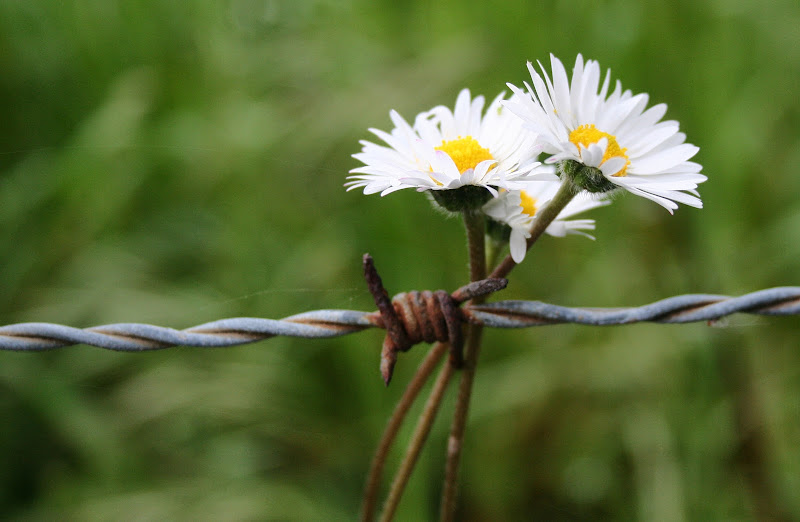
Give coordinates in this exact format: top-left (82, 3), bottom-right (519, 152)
top-left (0, 287), bottom-right (797, 352)
top-left (467, 286), bottom-right (800, 327)
top-left (0, 310), bottom-right (374, 351)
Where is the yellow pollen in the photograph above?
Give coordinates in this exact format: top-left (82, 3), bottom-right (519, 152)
top-left (520, 191), bottom-right (537, 217)
top-left (435, 136), bottom-right (494, 175)
top-left (569, 124), bottom-right (630, 177)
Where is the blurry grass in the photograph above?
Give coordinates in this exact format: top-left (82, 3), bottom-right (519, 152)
top-left (1, 0), bottom-right (799, 520)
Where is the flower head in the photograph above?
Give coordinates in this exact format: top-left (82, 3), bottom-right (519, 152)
top-left (505, 54), bottom-right (706, 213)
top-left (346, 89), bottom-right (545, 210)
top-left (483, 177), bottom-right (610, 263)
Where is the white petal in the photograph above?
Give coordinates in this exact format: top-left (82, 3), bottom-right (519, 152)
top-left (452, 89), bottom-right (473, 136)
top-left (510, 229), bottom-right (528, 263)
top-left (550, 54), bottom-right (572, 119)
top-left (527, 62), bottom-right (557, 117)
top-left (625, 123), bottom-right (679, 157)
top-left (600, 156), bottom-right (628, 177)
top-left (430, 150), bottom-right (462, 182)
top-left (630, 144), bottom-right (699, 174)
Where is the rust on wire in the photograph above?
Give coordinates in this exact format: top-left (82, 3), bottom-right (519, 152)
top-left (363, 253), bottom-right (507, 385)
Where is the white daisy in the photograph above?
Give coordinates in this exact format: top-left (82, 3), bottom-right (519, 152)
top-left (483, 177), bottom-right (610, 263)
top-left (345, 89), bottom-right (544, 208)
top-left (505, 54), bottom-right (706, 213)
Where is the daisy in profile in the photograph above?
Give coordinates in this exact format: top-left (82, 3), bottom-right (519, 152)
top-left (483, 178), bottom-right (610, 262)
top-left (346, 89), bottom-right (546, 211)
top-left (505, 54), bottom-right (706, 212)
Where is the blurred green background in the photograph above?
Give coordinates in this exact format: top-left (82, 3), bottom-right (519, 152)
top-left (1, 1), bottom-right (799, 520)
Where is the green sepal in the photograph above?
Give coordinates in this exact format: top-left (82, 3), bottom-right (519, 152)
top-left (557, 159), bottom-right (617, 194)
top-left (430, 185), bottom-right (495, 212)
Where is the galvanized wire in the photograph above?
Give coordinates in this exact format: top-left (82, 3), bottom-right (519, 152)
top-left (0, 310), bottom-right (374, 351)
top-left (0, 287), bottom-right (798, 352)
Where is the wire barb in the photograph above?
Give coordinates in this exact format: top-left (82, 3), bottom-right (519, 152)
top-left (363, 253), bottom-right (507, 385)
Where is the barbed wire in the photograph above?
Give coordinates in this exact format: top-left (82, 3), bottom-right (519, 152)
top-left (1, 286), bottom-right (797, 352)
top-left (1, 252), bottom-right (797, 384)
top-left (469, 286), bottom-right (800, 327)
top-left (0, 310), bottom-right (375, 352)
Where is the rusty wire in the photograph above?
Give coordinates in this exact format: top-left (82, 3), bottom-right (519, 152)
top-left (362, 254), bottom-right (507, 384)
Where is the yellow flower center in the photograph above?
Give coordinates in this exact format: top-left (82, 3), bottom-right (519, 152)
top-left (435, 136), bottom-right (494, 174)
top-left (520, 191), bottom-right (537, 217)
top-left (569, 124), bottom-right (630, 177)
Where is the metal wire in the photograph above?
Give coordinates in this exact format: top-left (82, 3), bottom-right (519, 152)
top-left (468, 286), bottom-right (800, 327)
top-left (0, 287), bottom-right (797, 352)
top-left (0, 310), bottom-right (374, 352)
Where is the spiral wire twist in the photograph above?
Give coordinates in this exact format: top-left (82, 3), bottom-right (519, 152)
top-left (0, 254), bottom-right (797, 383)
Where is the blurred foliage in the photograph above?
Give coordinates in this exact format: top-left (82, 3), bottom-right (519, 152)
top-left (1, 0), bottom-right (799, 520)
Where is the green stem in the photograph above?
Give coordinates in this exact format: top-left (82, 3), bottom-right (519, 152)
top-left (439, 209), bottom-right (488, 521)
top-left (489, 178), bottom-right (579, 279)
top-left (464, 209), bottom-right (487, 282)
top-left (485, 236), bottom-right (503, 277)
top-left (361, 341), bottom-right (449, 522)
top-left (378, 352), bottom-right (455, 522)
top-left (439, 323), bottom-right (484, 521)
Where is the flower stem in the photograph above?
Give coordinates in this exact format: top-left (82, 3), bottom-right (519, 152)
top-left (490, 178), bottom-right (579, 279)
top-left (378, 352), bottom-right (455, 522)
top-left (485, 236), bottom-right (503, 275)
top-left (439, 209), bottom-right (488, 521)
top-left (361, 341), bottom-right (449, 522)
top-left (439, 322), bottom-right (484, 521)
top-left (464, 209), bottom-right (487, 282)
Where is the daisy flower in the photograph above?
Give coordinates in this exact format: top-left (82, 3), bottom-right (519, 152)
top-left (346, 89), bottom-right (545, 211)
top-left (483, 177), bottom-right (610, 262)
top-left (505, 54), bottom-right (706, 213)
